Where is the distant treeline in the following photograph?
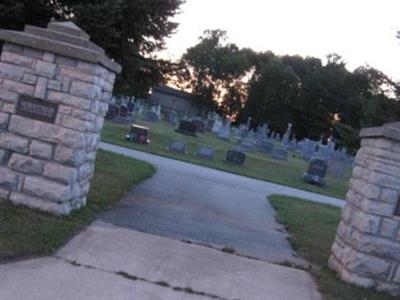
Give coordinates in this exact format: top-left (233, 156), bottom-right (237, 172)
top-left (172, 30), bottom-right (400, 151)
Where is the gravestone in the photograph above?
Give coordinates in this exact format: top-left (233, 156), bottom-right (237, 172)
top-left (302, 158), bottom-right (328, 186)
top-left (282, 123), bottom-right (292, 145)
top-left (196, 145), bottom-right (215, 160)
top-left (191, 119), bottom-right (205, 133)
top-left (144, 111), bottom-right (159, 123)
top-left (168, 111), bottom-right (178, 125)
top-left (0, 21), bottom-right (121, 215)
top-left (167, 140), bottom-right (187, 154)
top-left (225, 150), bottom-right (246, 165)
top-left (271, 147), bottom-right (288, 161)
top-left (211, 118), bottom-right (222, 133)
top-left (259, 140), bottom-right (274, 154)
top-left (217, 119), bottom-right (231, 140)
top-left (175, 120), bottom-right (197, 137)
top-left (330, 122), bottom-right (400, 297)
top-left (240, 137), bottom-right (256, 152)
top-left (105, 104), bottom-right (119, 120)
top-left (316, 144), bottom-right (334, 161)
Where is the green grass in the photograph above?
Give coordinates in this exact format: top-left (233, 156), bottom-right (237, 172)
top-left (0, 149), bottom-right (155, 263)
top-left (269, 195), bottom-right (397, 300)
top-left (102, 119), bottom-right (350, 199)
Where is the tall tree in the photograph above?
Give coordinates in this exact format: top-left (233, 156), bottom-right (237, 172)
top-left (178, 30), bottom-right (253, 113)
top-left (0, 0), bottom-right (184, 96)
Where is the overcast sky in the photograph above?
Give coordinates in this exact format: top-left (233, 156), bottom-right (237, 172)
top-left (159, 0), bottom-right (400, 80)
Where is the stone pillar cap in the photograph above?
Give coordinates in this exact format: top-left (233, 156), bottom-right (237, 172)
top-left (0, 21), bottom-right (121, 74)
top-left (360, 122), bottom-right (400, 142)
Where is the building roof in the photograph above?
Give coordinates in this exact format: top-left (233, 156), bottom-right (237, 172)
top-left (152, 85), bottom-right (194, 101)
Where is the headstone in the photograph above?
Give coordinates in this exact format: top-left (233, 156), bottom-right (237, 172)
top-left (211, 119), bottom-right (223, 133)
top-left (217, 119), bottom-right (231, 140)
top-left (105, 104), bottom-right (119, 120)
top-left (316, 144), bottom-right (334, 161)
top-left (259, 140), bottom-right (274, 154)
top-left (144, 111), bottom-right (159, 123)
top-left (282, 123), bottom-right (292, 145)
top-left (191, 120), bottom-right (205, 133)
top-left (168, 111), bottom-right (178, 125)
top-left (225, 150), bottom-right (246, 165)
top-left (240, 137), bottom-right (256, 152)
top-left (302, 158), bottom-right (328, 186)
top-left (0, 21), bottom-right (121, 215)
top-left (196, 145), bottom-right (215, 160)
top-left (271, 147), bottom-right (288, 161)
top-left (167, 140), bottom-right (187, 154)
top-left (125, 124), bottom-right (150, 145)
top-left (175, 120), bottom-right (197, 137)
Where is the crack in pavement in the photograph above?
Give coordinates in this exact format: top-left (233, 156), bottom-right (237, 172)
top-left (54, 255), bottom-right (240, 300)
top-left (180, 239), bottom-right (310, 271)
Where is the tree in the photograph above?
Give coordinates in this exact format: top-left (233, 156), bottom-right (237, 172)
top-left (0, 0), bottom-right (184, 96)
top-left (178, 30), bottom-right (253, 113)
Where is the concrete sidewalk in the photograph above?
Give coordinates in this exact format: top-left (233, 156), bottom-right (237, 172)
top-left (0, 222), bottom-right (322, 300)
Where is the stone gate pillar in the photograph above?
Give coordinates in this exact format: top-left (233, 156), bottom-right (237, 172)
top-left (330, 122), bottom-right (400, 296)
top-left (0, 21), bottom-right (121, 215)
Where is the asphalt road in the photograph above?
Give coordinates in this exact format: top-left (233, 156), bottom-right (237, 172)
top-left (99, 142), bottom-right (344, 265)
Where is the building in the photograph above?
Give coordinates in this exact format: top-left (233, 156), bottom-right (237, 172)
top-left (148, 85), bottom-right (203, 116)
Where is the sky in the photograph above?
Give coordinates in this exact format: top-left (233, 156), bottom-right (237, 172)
top-left (159, 0), bottom-right (400, 80)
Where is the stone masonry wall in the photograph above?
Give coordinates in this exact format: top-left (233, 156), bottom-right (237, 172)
top-left (0, 22), bottom-right (120, 215)
top-left (329, 122), bottom-right (400, 296)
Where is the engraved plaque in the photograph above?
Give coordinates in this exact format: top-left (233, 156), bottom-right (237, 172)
top-left (16, 95), bottom-right (58, 123)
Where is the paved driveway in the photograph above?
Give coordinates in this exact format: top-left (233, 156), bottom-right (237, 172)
top-left (99, 142), bottom-right (344, 265)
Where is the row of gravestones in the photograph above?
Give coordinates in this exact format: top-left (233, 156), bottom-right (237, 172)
top-left (167, 140), bottom-right (246, 165)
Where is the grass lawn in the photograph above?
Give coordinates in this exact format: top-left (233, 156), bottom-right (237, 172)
top-left (0, 149), bottom-right (155, 264)
top-left (102, 119), bottom-right (351, 199)
top-left (269, 195), bottom-right (397, 300)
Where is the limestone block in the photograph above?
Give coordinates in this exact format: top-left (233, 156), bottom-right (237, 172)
top-left (380, 188), bottom-right (399, 204)
top-left (1, 51), bottom-right (35, 68)
top-left (23, 176), bottom-right (71, 202)
top-left (47, 80), bottom-right (62, 91)
top-left (43, 52), bottom-right (55, 63)
top-left (34, 77), bottom-right (48, 99)
top-left (71, 109), bottom-right (96, 122)
top-left (8, 153), bottom-right (44, 175)
top-left (29, 140), bottom-right (53, 159)
top-left (23, 47), bottom-right (43, 60)
top-left (60, 115), bottom-right (94, 132)
top-left (9, 115), bottom-right (86, 148)
top-left (342, 249), bottom-right (391, 280)
top-left (0, 87), bottom-right (18, 102)
top-left (54, 145), bottom-right (86, 166)
top-left (2, 79), bottom-right (35, 95)
top-left (1, 103), bottom-right (15, 114)
top-left (47, 91), bottom-right (91, 110)
top-left (350, 209), bottom-right (381, 234)
top-left (70, 80), bottom-right (101, 99)
top-left (0, 167), bottom-right (21, 191)
top-left (35, 60), bottom-right (57, 78)
top-left (43, 162), bottom-right (78, 184)
top-left (0, 62), bottom-right (28, 81)
top-left (0, 112), bottom-right (10, 128)
top-left (379, 218), bottom-right (399, 239)
top-left (0, 132), bottom-right (29, 153)
top-left (22, 74), bottom-right (38, 85)
top-left (10, 192), bottom-right (71, 215)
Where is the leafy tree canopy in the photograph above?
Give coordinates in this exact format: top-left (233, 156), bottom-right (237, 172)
top-left (0, 0), bottom-right (184, 96)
